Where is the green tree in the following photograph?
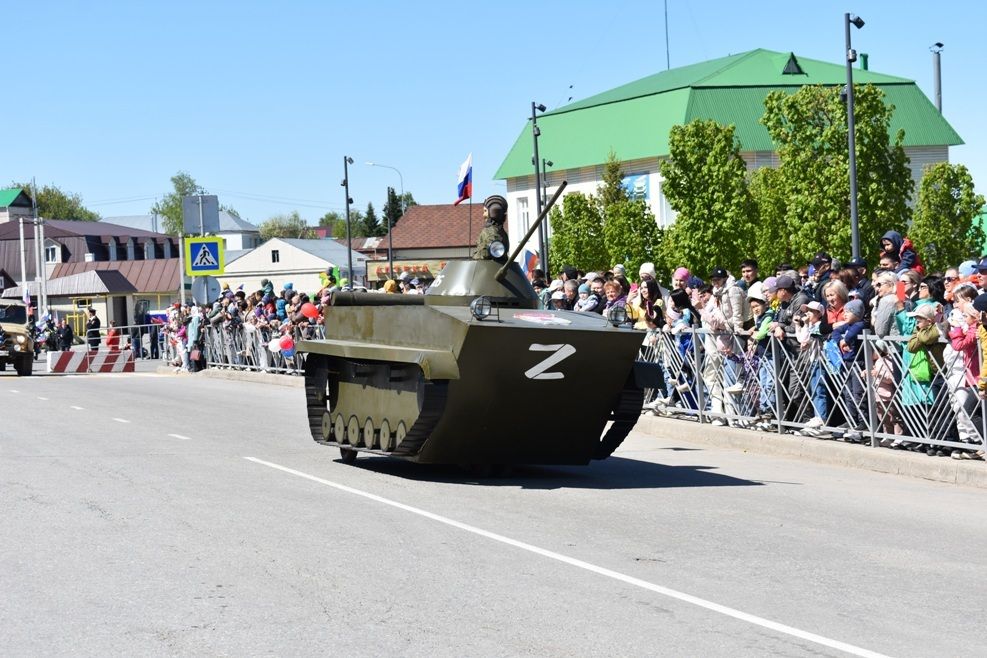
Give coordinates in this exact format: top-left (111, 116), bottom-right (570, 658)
top-left (347, 208), bottom-right (366, 238)
top-left (594, 151), bottom-right (667, 280)
top-left (747, 166), bottom-right (792, 270)
top-left (602, 199), bottom-right (666, 280)
top-left (150, 171), bottom-right (205, 235)
top-left (760, 84), bottom-right (912, 263)
top-left (908, 162), bottom-right (986, 271)
top-left (598, 150), bottom-right (628, 207)
top-left (659, 120), bottom-right (755, 275)
top-left (318, 210), bottom-right (347, 237)
top-left (10, 182), bottom-right (100, 221)
top-left (258, 210), bottom-right (315, 241)
top-left (400, 191), bottom-right (417, 211)
top-left (382, 186), bottom-right (404, 234)
top-left (362, 202), bottom-right (384, 237)
top-left (547, 192), bottom-right (609, 273)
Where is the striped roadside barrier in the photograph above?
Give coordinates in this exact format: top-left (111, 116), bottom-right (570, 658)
top-left (47, 350), bottom-right (136, 374)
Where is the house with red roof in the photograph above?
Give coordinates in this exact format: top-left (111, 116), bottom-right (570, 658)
top-left (362, 203), bottom-right (495, 283)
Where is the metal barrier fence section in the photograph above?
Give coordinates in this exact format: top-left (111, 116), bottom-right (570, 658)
top-left (641, 327), bottom-right (987, 455)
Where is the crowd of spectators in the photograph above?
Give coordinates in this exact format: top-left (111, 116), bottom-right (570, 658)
top-left (83, 233), bottom-right (987, 464)
top-left (531, 230), bottom-right (987, 462)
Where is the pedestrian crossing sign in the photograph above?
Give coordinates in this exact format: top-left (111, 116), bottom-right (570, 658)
top-left (184, 237), bottom-right (225, 276)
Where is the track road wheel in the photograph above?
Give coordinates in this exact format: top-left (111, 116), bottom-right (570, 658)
top-left (339, 447), bottom-right (358, 464)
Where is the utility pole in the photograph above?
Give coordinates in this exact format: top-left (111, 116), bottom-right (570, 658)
top-left (531, 102), bottom-right (548, 275)
top-left (342, 156), bottom-right (355, 287)
top-left (844, 12), bottom-right (865, 259)
top-left (931, 42), bottom-right (944, 112)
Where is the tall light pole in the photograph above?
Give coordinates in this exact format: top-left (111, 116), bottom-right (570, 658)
top-left (541, 159), bottom-right (554, 208)
top-left (531, 102), bottom-right (548, 275)
top-left (341, 156), bottom-right (354, 288)
top-left (931, 42), bottom-right (944, 112)
top-left (844, 12), bottom-right (865, 259)
top-left (366, 161), bottom-right (402, 278)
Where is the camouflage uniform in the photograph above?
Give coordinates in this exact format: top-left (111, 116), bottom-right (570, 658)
top-left (472, 195), bottom-right (509, 261)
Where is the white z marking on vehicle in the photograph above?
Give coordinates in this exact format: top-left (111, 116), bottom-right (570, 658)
top-left (525, 344), bottom-right (576, 380)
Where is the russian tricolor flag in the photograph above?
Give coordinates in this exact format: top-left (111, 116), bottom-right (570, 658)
top-left (454, 153), bottom-right (472, 206)
top-left (523, 249), bottom-right (539, 276)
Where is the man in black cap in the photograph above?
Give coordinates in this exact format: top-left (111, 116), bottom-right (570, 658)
top-left (975, 258), bottom-right (987, 294)
top-left (85, 308), bottom-right (101, 352)
top-left (807, 252), bottom-right (833, 302)
top-left (473, 195), bottom-right (509, 261)
top-left (844, 256), bottom-right (874, 311)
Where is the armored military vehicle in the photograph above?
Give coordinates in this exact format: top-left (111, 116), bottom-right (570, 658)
top-left (0, 300), bottom-right (35, 376)
top-left (300, 183), bottom-right (652, 466)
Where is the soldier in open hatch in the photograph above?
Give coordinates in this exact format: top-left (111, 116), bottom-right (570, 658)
top-left (473, 194), bottom-right (509, 262)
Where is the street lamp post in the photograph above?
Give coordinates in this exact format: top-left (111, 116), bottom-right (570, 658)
top-left (366, 161), bottom-right (402, 279)
top-left (844, 12), bottom-right (865, 259)
top-left (541, 159), bottom-right (554, 208)
top-left (931, 42), bottom-right (944, 112)
top-left (531, 102), bottom-right (548, 275)
top-left (341, 156), bottom-right (354, 288)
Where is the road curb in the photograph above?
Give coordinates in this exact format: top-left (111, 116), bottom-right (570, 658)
top-left (635, 414), bottom-right (987, 490)
top-left (155, 365), bottom-right (304, 388)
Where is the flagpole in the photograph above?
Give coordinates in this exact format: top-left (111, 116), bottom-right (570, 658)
top-left (467, 198), bottom-right (472, 259)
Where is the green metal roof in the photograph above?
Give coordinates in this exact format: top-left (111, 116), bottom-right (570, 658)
top-left (0, 188), bottom-right (30, 208)
top-left (495, 48), bottom-right (962, 180)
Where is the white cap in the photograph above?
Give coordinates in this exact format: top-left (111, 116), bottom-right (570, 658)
top-left (747, 281), bottom-right (766, 303)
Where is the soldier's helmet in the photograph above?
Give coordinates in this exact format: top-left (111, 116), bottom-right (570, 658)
top-left (483, 195), bottom-right (507, 224)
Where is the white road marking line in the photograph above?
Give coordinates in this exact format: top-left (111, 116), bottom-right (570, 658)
top-left (10, 390), bottom-right (19, 393)
top-left (37, 396), bottom-right (49, 400)
top-left (70, 405), bottom-right (84, 410)
top-left (112, 418), bottom-right (130, 423)
top-left (245, 457), bottom-right (889, 658)
top-left (167, 434), bottom-right (192, 441)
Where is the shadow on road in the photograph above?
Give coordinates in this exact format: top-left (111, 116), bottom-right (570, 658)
top-left (344, 454), bottom-right (762, 490)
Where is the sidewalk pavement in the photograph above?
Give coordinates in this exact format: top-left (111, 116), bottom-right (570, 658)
top-left (155, 365), bottom-right (304, 387)
top-left (635, 414), bottom-right (987, 490)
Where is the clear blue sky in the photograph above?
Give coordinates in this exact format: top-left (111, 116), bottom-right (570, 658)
top-left (7, 1), bottom-right (985, 225)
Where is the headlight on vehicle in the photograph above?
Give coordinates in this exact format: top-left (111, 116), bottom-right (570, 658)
top-left (607, 304), bottom-right (627, 327)
top-left (487, 241), bottom-right (506, 259)
top-left (469, 296), bottom-right (492, 321)
top-left (16, 335), bottom-right (26, 344)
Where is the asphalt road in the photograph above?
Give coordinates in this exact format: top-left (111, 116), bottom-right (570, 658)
top-left (2, 369), bottom-right (985, 657)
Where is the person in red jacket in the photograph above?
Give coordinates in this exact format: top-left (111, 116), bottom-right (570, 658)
top-left (106, 320), bottom-right (121, 351)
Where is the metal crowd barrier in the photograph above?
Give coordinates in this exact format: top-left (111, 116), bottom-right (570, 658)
top-left (199, 322), bottom-right (325, 374)
top-left (641, 327), bottom-right (987, 455)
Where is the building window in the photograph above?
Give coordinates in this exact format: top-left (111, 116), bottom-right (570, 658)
top-left (518, 197), bottom-right (530, 234)
top-left (271, 249), bottom-right (280, 263)
top-left (45, 245), bottom-right (59, 263)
